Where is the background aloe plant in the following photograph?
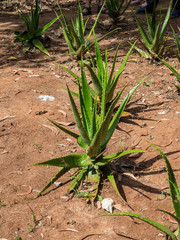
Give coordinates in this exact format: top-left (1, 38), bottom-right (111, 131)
top-left (57, 3), bottom-right (116, 60)
top-left (132, 0), bottom-right (172, 59)
top-left (57, 33), bottom-right (137, 106)
top-left (103, 144), bottom-right (180, 239)
top-left (14, 0), bottom-right (59, 56)
top-left (34, 61), bottom-right (144, 202)
top-left (106, 0), bottom-right (131, 23)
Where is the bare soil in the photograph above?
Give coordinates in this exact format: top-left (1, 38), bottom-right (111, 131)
top-left (0, 1), bottom-right (180, 240)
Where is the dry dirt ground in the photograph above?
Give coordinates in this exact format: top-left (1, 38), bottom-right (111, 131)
top-left (0, 1), bottom-right (180, 240)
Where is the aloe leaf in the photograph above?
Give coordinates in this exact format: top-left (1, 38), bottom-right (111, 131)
top-left (151, 144), bottom-right (180, 218)
top-left (107, 42), bottom-right (136, 102)
top-left (132, 10), bottom-right (151, 49)
top-left (36, 167), bottom-right (70, 198)
top-left (88, 89), bottom-right (123, 158)
top-left (88, 28), bottom-right (119, 50)
top-left (120, 0), bottom-right (131, 15)
top-left (131, 43), bottom-right (151, 58)
top-left (77, 136), bottom-right (89, 150)
top-left (158, 209), bottom-right (180, 225)
top-left (146, 9), bottom-right (154, 41)
top-left (151, 3), bottom-right (156, 36)
top-left (160, 0), bottom-right (172, 44)
top-left (78, 82), bottom-right (89, 134)
top-left (86, 2), bottom-right (105, 42)
top-left (104, 78), bottom-right (144, 148)
top-left (158, 58), bottom-right (180, 82)
top-left (87, 170), bottom-right (100, 203)
top-left (171, 26), bottom-right (180, 61)
top-left (32, 38), bottom-right (50, 56)
top-left (75, 44), bottom-right (86, 59)
top-left (103, 212), bottom-right (177, 240)
top-left (85, 64), bottom-right (102, 96)
top-left (36, 15), bottom-right (61, 37)
top-left (151, 21), bottom-right (161, 54)
top-left (90, 105), bottom-right (97, 140)
top-left (68, 167), bottom-right (88, 192)
top-left (49, 120), bottom-right (79, 139)
top-left (97, 149), bottom-right (146, 166)
top-left (34, 154), bottom-right (91, 168)
top-left (102, 164), bottom-right (126, 203)
top-left (69, 24), bottom-right (81, 49)
top-left (57, 13), bottom-right (75, 53)
top-left (94, 31), bottom-right (104, 80)
top-left (108, 43), bottom-right (121, 85)
top-left (57, 3), bottom-right (71, 32)
top-left (19, 10), bottom-right (30, 30)
top-left (67, 86), bottom-right (91, 145)
top-left (60, 25), bottom-right (75, 54)
top-left (14, 31), bottom-right (32, 42)
top-left (77, 4), bottom-right (85, 45)
top-left (34, 0), bottom-right (40, 29)
top-left (80, 61), bottom-right (92, 129)
top-left (55, 63), bottom-right (81, 83)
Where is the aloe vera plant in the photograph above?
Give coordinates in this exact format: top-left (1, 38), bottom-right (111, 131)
top-left (132, 0), bottom-right (172, 59)
top-left (106, 0), bottom-right (131, 23)
top-left (14, 0), bottom-right (60, 56)
top-left (103, 144), bottom-right (180, 239)
top-left (35, 62), bottom-right (144, 202)
top-left (57, 3), bottom-right (117, 60)
top-left (58, 33), bottom-right (137, 105)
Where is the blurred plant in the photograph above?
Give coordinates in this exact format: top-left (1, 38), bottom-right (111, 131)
top-left (0, 200), bottom-right (5, 207)
top-left (28, 215), bottom-right (38, 232)
top-left (34, 62), bottom-right (144, 203)
top-left (103, 144), bottom-right (180, 240)
top-left (16, 235), bottom-right (22, 240)
top-left (132, 0), bottom-right (172, 59)
top-left (57, 3), bottom-right (117, 60)
top-left (58, 33), bottom-right (136, 106)
top-left (14, 0), bottom-right (60, 55)
top-left (27, 205), bottom-right (39, 232)
top-left (106, 0), bottom-right (131, 23)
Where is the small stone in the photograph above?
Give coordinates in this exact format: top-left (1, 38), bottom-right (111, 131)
top-left (101, 198), bottom-right (114, 213)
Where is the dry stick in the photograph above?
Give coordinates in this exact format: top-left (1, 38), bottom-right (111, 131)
top-left (80, 234), bottom-right (103, 240)
top-left (0, 116), bottom-right (15, 122)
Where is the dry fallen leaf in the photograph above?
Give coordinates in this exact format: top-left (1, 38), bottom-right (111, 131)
top-left (43, 124), bottom-right (59, 135)
top-left (58, 110), bottom-right (67, 118)
top-left (59, 228), bottom-right (78, 232)
top-left (7, 56), bottom-right (17, 61)
top-left (17, 186), bottom-right (32, 196)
